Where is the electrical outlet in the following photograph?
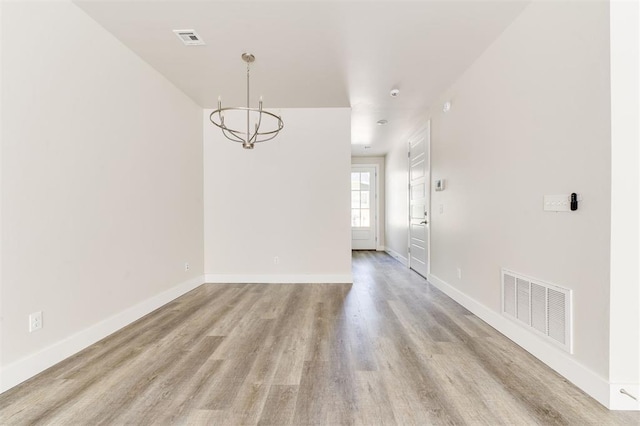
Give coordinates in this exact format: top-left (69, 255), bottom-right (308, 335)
top-left (457, 267), bottom-right (462, 280)
top-left (274, 256), bottom-right (279, 265)
top-left (29, 311), bottom-right (42, 332)
top-left (184, 262), bottom-right (190, 272)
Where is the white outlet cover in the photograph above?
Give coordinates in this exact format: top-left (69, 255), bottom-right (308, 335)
top-left (29, 311), bottom-right (42, 332)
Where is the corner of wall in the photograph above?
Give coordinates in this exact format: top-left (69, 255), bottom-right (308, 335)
top-left (385, 247), bottom-right (408, 267)
top-left (0, 275), bottom-right (205, 393)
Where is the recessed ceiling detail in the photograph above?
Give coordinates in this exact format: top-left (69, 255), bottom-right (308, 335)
top-left (75, 1), bottom-right (530, 156)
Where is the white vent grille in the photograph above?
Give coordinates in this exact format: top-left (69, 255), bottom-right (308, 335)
top-left (516, 278), bottom-right (530, 324)
top-left (173, 29), bottom-right (205, 46)
top-left (502, 269), bottom-right (572, 353)
top-left (548, 289), bottom-right (566, 345)
top-left (503, 274), bottom-right (516, 316)
top-left (530, 283), bottom-right (546, 334)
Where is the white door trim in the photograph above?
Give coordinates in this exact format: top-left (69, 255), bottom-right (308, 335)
top-left (407, 141), bottom-right (412, 271)
top-left (426, 120), bottom-right (432, 276)
top-left (406, 121), bottom-right (431, 276)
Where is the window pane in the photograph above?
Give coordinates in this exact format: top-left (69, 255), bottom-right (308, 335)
top-left (351, 172), bottom-right (360, 190)
top-left (360, 172), bottom-right (370, 190)
top-left (361, 191), bottom-right (370, 209)
top-left (351, 209), bottom-right (361, 227)
top-left (361, 209), bottom-right (370, 227)
top-left (351, 191), bottom-right (360, 209)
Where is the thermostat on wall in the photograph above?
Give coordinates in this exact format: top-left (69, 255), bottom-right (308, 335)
top-left (435, 179), bottom-right (445, 191)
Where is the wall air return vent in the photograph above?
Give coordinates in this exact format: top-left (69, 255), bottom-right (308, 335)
top-left (501, 269), bottom-right (572, 353)
top-left (173, 29), bottom-right (205, 46)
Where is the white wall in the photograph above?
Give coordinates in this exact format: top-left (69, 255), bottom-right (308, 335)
top-left (351, 156), bottom-right (385, 249)
top-left (1, 1), bottom-right (204, 390)
top-left (0, 0), bottom-right (4, 379)
top-left (385, 0), bottom-right (636, 408)
top-left (204, 108), bottom-right (352, 283)
top-left (385, 141), bottom-right (409, 264)
top-left (429, 0), bottom-right (611, 378)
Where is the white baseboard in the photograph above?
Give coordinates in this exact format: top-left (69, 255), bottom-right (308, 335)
top-left (427, 273), bottom-right (637, 411)
top-left (376, 245), bottom-right (385, 252)
top-left (384, 247), bottom-right (408, 266)
top-left (204, 274), bottom-right (353, 284)
top-left (0, 275), bottom-right (206, 394)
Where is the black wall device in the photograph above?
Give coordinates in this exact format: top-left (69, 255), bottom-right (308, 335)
top-left (570, 193), bottom-right (578, 211)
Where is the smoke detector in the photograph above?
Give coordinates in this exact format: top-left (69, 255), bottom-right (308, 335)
top-left (390, 88), bottom-right (400, 97)
top-left (173, 29), bottom-right (205, 46)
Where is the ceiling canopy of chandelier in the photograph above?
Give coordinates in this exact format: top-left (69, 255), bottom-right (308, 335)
top-left (209, 53), bottom-right (284, 150)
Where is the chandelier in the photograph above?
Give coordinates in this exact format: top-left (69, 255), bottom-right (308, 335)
top-left (209, 53), bottom-right (284, 149)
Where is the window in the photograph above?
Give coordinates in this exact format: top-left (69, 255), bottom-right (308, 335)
top-left (351, 172), bottom-right (371, 227)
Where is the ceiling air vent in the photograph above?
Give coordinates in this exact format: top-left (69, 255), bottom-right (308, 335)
top-left (173, 29), bottom-right (205, 46)
top-left (502, 269), bottom-right (573, 353)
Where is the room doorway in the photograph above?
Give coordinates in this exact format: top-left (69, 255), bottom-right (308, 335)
top-left (351, 165), bottom-right (377, 250)
top-left (408, 121), bottom-right (430, 277)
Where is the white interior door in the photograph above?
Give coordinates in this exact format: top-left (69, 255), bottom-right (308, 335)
top-left (351, 166), bottom-right (377, 250)
top-left (408, 122), bottom-right (430, 277)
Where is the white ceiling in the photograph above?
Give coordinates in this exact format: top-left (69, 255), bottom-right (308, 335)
top-left (74, 0), bottom-right (529, 156)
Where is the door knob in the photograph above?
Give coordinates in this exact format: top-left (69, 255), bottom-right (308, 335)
top-left (420, 220), bottom-right (428, 225)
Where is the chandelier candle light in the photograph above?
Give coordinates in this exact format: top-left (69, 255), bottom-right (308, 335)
top-left (210, 53), bottom-right (284, 149)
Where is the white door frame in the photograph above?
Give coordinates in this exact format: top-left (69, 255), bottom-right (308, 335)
top-left (427, 121), bottom-right (431, 276)
top-left (406, 121), bottom-right (431, 276)
top-left (351, 164), bottom-right (379, 250)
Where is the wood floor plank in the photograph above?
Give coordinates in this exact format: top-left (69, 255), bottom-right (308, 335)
top-left (94, 336), bottom-right (225, 425)
top-left (152, 358), bottom-right (225, 425)
top-left (1, 252), bottom-right (639, 425)
top-left (200, 319), bottom-right (275, 411)
top-left (257, 385), bottom-right (298, 426)
top-left (353, 371), bottom-right (397, 426)
top-left (271, 286), bottom-right (315, 386)
top-left (271, 333), bottom-right (309, 386)
top-left (429, 351), bottom-right (539, 425)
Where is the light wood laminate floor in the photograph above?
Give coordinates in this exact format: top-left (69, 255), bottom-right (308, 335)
top-left (1, 252), bottom-right (638, 425)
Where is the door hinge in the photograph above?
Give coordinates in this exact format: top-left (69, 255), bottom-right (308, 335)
top-left (408, 151), bottom-right (411, 158)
